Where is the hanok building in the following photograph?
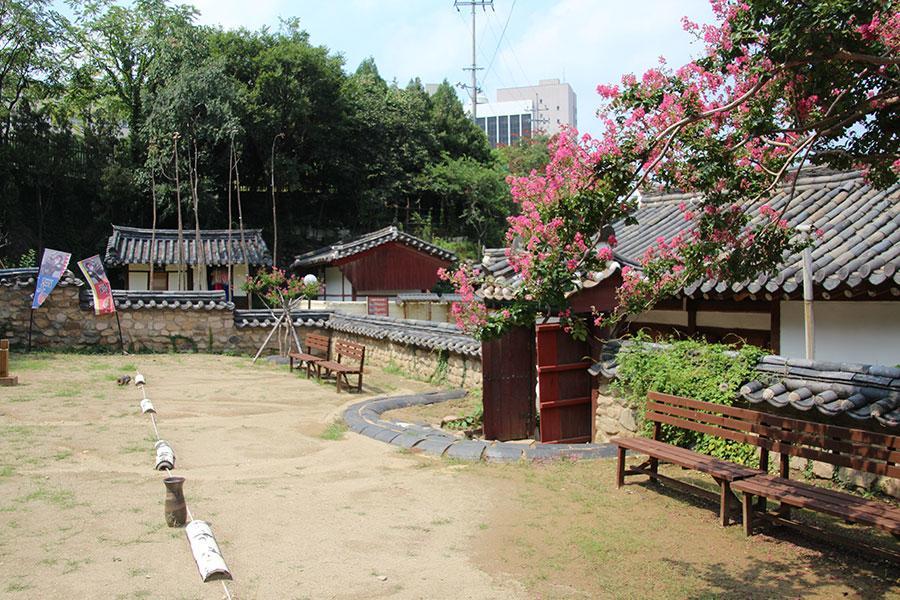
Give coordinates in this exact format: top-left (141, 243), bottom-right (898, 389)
top-left (290, 226), bottom-right (456, 315)
top-left (480, 169), bottom-right (900, 366)
top-left (105, 225), bottom-right (272, 307)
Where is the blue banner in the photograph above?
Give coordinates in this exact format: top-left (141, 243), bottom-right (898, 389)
top-left (32, 249), bottom-right (72, 309)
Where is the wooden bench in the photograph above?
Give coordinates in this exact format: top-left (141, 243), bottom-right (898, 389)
top-left (729, 411), bottom-right (900, 550)
top-left (318, 340), bottom-right (366, 393)
top-left (614, 392), bottom-right (765, 525)
top-left (289, 333), bottom-right (330, 379)
top-left (614, 391), bottom-right (900, 557)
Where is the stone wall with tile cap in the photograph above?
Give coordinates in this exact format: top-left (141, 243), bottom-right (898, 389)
top-left (0, 270), bottom-right (479, 387)
top-left (0, 272), bottom-right (326, 354)
top-left (331, 332), bottom-right (480, 389)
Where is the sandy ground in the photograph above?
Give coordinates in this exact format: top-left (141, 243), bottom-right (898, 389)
top-left (2, 353), bottom-right (898, 600)
top-left (0, 354), bottom-right (523, 599)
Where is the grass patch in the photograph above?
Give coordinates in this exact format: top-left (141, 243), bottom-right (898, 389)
top-left (5, 580), bottom-right (31, 593)
top-left (382, 360), bottom-right (405, 377)
top-left (19, 486), bottom-right (77, 509)
top-left (0, 465), bottom-right (15, 477)
top-left (52, 388), bottom-right (82, 398)
top-left (53, 450), bottom-right (73, 461)
top-left (319, 420), bottom-right (347, 441)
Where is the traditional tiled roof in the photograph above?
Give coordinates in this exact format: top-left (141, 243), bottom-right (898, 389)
top-left (478, 247), bottom-right (628, 301)
top-left (596, 340), bottom-right (900, 429)
top-left (622, 169), bottom-right (899, 297)
top-left (478, 169), bottom-right (899, 301)
top-left (79, 289), bottom-right (234, 311)
top-left (741, 355), bottom-right (900, 428)
top-left (290, 226), bottom-right (456, 269)
top-left (0, 268), bottom-right (82, 288)
top-left (233, 309), bottom-right (331, 329)
top-left (395, 292), bottom-right (464, 304)
top-left (105, 225), bottom-right (272, 267)
top-left (328, 312), bottom-right (481, 357)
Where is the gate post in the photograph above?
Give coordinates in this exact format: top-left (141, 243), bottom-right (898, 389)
top-left (481, 325), bottom-right (536, 441)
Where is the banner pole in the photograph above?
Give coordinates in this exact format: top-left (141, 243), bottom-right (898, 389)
top-left (114, 311), bottom-right (126, 354)
top-left (27, 309), bottom-right (34, 352)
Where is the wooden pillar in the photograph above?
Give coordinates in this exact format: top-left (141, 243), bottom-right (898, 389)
top-left (770, 299), bottom-right (781, 354)
top-left (0, 340), bottom-right (18, 386)
top-left (686, 297), bottom-right (697, 337)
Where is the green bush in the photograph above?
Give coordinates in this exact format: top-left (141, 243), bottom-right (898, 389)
top-left (613, 334), bottom-right (764, 466)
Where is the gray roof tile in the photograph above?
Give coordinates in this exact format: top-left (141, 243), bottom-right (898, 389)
top-left (291, 226), bottom-right (456, 269)
top-left (105, 225), bottom-right (272, 267)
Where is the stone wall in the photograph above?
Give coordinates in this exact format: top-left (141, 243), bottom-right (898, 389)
top-left (594, 382), bottom-right (639, 443)
top-left (331, 332), bottom-right (480, 389)
top-left (0, 274), bottom-right (478, 389)
top-left (0, 282), bottom-right (330, 355)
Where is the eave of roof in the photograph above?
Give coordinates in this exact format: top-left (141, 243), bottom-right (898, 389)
top-left (105, 225), bottom-right (272, 267)
top-left (291, 226), bottom-right (457, 270)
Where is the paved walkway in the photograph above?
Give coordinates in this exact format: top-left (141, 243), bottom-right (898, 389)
top-left (343, 390), bottom-right (618, 462)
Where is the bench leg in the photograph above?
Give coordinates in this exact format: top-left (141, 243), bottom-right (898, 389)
top-left (289, 356), bottom-right (295, 372)
top-left (719, 480), bottom-right (732, 527)
top-left (742, 493), bottom-right (753, 536)
top-left (616, 446), bottom-right (626, 488)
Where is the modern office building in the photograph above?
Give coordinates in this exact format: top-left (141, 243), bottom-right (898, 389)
top-left (497, 78), bottom-right (577, 136)
top-left (469, 78), bottom-right (576, 147)
top-left (472, 100), bottom-right (534, 148)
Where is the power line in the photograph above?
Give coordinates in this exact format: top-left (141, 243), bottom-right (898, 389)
top-left (483, 0), bottom-right (516, 84)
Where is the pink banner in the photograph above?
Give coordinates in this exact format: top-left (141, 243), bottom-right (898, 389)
top-left (77, 255), bottom-right (116, 315)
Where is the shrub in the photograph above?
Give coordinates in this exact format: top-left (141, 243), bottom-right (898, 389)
top-left (613, 334), bottom-right (764, 465)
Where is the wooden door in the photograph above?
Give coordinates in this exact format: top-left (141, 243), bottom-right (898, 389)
top-left (536, 323), bottom-right (593, 443)
top-left (481, 325), bottom-right (536, 441)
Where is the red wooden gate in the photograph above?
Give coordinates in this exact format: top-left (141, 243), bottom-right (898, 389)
top-left (482, 325), bottom-right (536, 441)
top-left (536, 323), bottom-right (593, 443)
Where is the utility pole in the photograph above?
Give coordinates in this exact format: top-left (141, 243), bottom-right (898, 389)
top-left (455, 0), bottom-right (493, 121)
top-left (531, 93), bottom-right (550, 136)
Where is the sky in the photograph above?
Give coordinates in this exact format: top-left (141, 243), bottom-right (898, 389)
top-left (183, 0), bottom-right (717, 137)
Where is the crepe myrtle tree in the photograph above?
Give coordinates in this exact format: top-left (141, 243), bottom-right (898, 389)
top-left (441, 0), bottom-right (899, 340)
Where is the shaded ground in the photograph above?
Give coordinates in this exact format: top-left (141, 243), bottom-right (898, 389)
top-left (0, 353), bottom-right (897, 599)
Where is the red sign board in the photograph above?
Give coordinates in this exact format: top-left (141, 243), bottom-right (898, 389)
top-left (367, 296), bottom-right (389, 316)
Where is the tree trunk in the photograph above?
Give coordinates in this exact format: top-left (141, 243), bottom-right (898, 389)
top-left (149, 169), bottom-right (158, 291)
top-left (173, 136), bottom-right (185, 291)
top-left (235, 155), bottom-right (250, 308)
top-left (191, 139), bottom-right (205, 289)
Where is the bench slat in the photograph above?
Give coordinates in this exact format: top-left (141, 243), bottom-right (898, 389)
top-left (614, 437), bottom-right (759, 480)
top-left (733, 475), bottom-right (900, 533)
top-left (648, 401), bottom-right (900, 469)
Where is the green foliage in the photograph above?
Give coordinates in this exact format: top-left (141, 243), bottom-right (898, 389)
top-left (614, 335), bottom-right (765, 465)
top-left (496, 135), bottom-right (551, 176)
top-left (17, 249), bottom-right (36, 268)
top-left (0, 6), bottom-right (505, 266)
top-left (319, 420), bottom-right (347, 441)
top-left (443, 405), bottom-right (483, 431)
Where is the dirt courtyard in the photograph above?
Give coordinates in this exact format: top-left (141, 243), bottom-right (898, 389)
top-left (1, 353), bottom-right (898, 599)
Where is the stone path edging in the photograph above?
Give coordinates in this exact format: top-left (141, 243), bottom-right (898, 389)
top-left (343, 390), bottom-right (617, 462)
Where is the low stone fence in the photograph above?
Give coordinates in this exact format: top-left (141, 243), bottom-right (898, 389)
top-left (0, 269), bottom-right (478, 388)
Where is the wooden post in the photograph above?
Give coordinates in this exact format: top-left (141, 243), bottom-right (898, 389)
top-left (0, 340), bottom-right (18, 386)
top-left (27, 309), bottom-right (35, 352)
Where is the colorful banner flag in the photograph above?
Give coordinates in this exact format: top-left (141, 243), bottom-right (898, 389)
top-left (31, 249), bottom-right (72, 309)
top-left (77, 255), bottom-right (116, 315)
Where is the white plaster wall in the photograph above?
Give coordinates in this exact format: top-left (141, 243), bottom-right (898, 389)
top-left (231, 263), bottom-right (248, 297)
top-left (780, 301), bottom-right (900, 365)
top-left (696, 311), bottom-right (770, 330)
top-left (324, 267), bottom-right (352, 300)
top-left (631, 309), bottom-right (688, 326)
